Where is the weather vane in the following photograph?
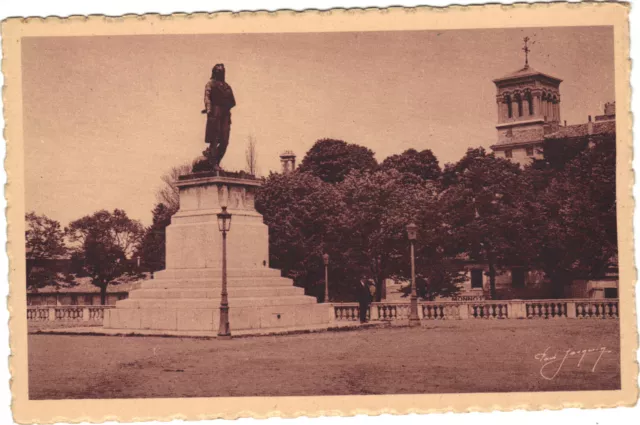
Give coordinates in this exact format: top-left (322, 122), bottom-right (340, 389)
top-left (522, 36), bottom-right (531, 69)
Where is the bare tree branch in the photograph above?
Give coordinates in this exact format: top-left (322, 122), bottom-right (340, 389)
top-left (155, 162), bottom-right (193, 215)
top-left (245, 136), bottom-right (258, 176)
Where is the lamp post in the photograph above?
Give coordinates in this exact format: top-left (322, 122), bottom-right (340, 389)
top-left (406, 223), bottom-right (420, 327)
top-left (217, 206), bottom-right (232, 339)
top-left (323, 253), bottom-right (330, 303)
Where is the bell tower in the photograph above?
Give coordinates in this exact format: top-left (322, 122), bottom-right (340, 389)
top-left (491, 37), bottom-right (563, 163)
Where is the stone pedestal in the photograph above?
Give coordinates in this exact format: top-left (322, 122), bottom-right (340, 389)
top-left (104, 174), bottom-right (330, 333)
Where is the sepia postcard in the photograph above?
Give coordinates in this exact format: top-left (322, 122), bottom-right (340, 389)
top-left (2, 2), bottom-right (637, 423)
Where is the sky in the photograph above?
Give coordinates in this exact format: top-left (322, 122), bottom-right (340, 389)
top-left (22, 26), bottom-right (615, 226)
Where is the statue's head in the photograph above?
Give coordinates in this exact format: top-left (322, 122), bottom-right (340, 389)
top-left (212, 64), bottom-right (226, 82)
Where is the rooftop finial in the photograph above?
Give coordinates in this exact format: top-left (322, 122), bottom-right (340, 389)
top-left (522, 36), bottom-right (531, 69)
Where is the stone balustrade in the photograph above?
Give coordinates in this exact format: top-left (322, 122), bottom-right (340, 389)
top-left (27, 299), bottom-right (619, 327)
top-left (332, 299), bottom-right (619, 322)
top-left (27, 306), bottom-right (114, 324)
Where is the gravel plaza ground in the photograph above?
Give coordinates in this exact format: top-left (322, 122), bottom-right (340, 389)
top-left (28, 319), bottom-right (620, 399)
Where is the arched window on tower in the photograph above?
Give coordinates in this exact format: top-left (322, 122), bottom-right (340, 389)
top-left (505, 95), bottom-right (512, 118)
top-left (552, 95), bottom-right (558, 121)
top-left (541, 92), bottom-right (548, 120)
top-left (525, 91), bottom-right (534, 115)
top-left (515, 93), bottom-right (523, 117)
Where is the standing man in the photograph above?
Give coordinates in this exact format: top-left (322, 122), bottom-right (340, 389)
top-left (357, 279), bottom-right (373, 323)
top-left (203, 64), bottom-right (236, 170)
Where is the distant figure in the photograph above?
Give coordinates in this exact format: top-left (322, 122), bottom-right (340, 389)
top-left (357, 279), bottom-right (373, 323)
top-left (203, 64), bottom-right (236, 170)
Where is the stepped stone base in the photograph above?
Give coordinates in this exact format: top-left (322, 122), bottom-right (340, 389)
top-left (104, 268), bottom-right (331, 332)
top-left (104, 176), bottom-right (331, 334)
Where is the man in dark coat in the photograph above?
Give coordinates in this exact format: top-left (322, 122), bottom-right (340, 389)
top-left (203, 64), bottom-right (236, 170)
top-left (357, 279), bottom-right (372, 323)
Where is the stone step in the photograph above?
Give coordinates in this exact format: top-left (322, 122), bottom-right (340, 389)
top-left (104, 302), bottom-right (332, 332)
top-left (129, 286), bottom-right (305, 300)
top-left (154, 268), bottom-right (282, 280)
top-left (141, 276), bottom-right (294, 289)
top-left (115, 295), bottom-right (318, 309)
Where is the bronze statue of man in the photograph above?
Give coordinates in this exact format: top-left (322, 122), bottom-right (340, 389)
top-left (203, 64), bottom-right (236, 170)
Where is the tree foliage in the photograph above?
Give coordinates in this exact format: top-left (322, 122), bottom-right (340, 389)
top-left (255, 171), bottom-right (349, 299)
top-left (25, 212), bottom-right (70, 291)
top-left (66, 209), bottom-right (144, 304)
top-left (338, 169), bottom-right (448, 301)
top-left (380, 148), bottom-right (441, 181)
top-left (440, 148), bottom-right (536, 299)
top-left (527, 136), bottom-right (617, 295)
top-left (298, 139), bottom-right (378, 183)
top-left (136, 203), bottom-right (173, 273)
top-left (256, 166), bottom-right (461, 301)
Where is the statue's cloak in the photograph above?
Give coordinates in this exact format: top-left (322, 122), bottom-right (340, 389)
top-left (205, 80), bottom-right (236, 145)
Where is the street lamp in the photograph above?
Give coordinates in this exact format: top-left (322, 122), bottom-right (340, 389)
top-left (217, 206), bottom-right (232, 339)
top-left (323, 253), bottom-right (330, 303)
top-left (406, 223), bottom-right (420, 327)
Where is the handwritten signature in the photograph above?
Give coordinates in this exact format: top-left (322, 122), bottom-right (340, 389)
top-left (534, 346), bottom-right (612, 380)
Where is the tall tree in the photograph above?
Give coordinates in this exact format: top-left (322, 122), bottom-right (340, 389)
top-left (337, 169), bottom-right (452, 301)
top-left (380, 148), bottom-right (441, 181)
top-left (25, 212), bottom-right (69, 290)
top-left (298, 139), bottom-right (378, 184)
top-left (255, 171), bottom-right (350, 299)
top-left (529, 135), bottom-right (617, 296)
top-left (245, 135), bottom-right (258, 176)
top-left (440, 148), bottom-right (535, 299)
top-left (66, 209), bottom-right (144, 304)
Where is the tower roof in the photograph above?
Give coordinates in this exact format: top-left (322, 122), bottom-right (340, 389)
top-left (493, 65), bottom-right (562, 84)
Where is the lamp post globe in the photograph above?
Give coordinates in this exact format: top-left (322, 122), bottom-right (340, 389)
top-left (406, 223), bottom-right (420, 327)
top-left (217, 206), bottom-right (232, 339)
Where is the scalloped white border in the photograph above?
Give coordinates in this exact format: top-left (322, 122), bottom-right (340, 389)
top-left (1, 2), bottom-right (637, 424)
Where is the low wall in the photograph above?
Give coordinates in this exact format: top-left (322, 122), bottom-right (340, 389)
top-left (27, 299), bottom-right (619, 327)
